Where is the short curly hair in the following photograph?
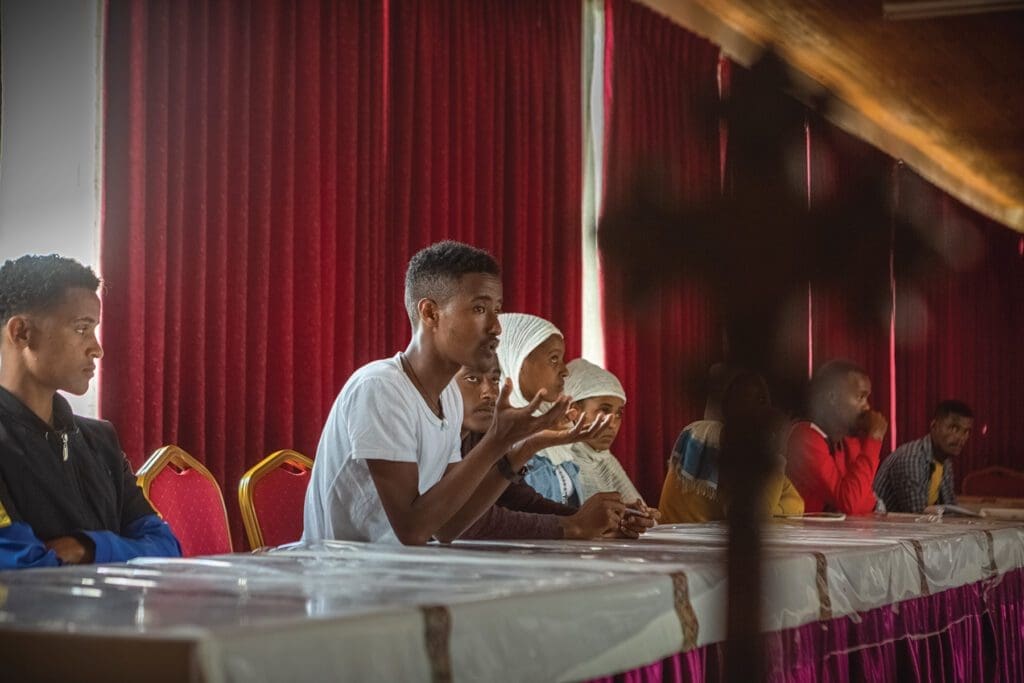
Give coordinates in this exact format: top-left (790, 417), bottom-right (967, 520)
top-left (0, 254), bottom-right (100, 325)
top-left (404, 241), bottom-right (500, 325)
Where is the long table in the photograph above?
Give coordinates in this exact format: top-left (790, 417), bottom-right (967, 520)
top-left (2, 517), bottom-right (1023, 682)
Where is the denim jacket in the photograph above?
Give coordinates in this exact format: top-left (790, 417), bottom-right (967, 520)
top-left (523, 454), bottom-right (582, 507)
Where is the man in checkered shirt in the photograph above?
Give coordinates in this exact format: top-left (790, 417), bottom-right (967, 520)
top-left (874, 400), bottom-right (974, 513)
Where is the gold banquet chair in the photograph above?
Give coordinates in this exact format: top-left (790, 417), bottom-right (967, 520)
top-left (238, 449), bottom-right (314, 550)
top-left (137, 445), bottom-right (233, 557)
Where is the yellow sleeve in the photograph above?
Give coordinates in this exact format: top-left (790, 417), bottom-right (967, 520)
top-left (718, 473), bottom-right (804, 519)
top-left (658, 467), bottom-right (724, 523)
top-left (927, 462), bottom-right (943, 506)
top-left (773, 475), bottom-right (805, 516)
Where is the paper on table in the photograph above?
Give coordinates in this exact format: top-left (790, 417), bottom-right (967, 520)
top-left (981, 508), bottom-right (1024, 520)
top-left (775, 512), bottom-right (847, 522)
top-left (886, 511), bottom-right (944, 523)
top-left (924, 504), bottom-right (983, 518)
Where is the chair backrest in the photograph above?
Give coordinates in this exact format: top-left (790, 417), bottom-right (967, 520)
top-left (962, 466), bottom-right (1024, 498)
top-left (137, 445), bottom-right (233, 557)
top-left (238, 449), bottom-right (314, 549)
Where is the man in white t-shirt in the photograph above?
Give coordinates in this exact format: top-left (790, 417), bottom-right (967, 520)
top-left (303, 241), bottom-right (577, 544)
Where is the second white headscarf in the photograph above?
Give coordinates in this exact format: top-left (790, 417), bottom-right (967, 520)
top-left (563, 358), bottom-right (627, 405)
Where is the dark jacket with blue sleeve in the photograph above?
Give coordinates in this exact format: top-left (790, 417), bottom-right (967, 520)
top-left (0, 386), bottom-right (181, 569)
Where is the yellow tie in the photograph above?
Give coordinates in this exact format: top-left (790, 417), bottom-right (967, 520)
top-left (927, 461), bottom-right (945, 506)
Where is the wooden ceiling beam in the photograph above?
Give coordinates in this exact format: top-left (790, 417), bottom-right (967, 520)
top-left (636, 0), bottom-right (1024, 232)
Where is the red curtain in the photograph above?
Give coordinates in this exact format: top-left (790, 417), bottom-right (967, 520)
top-left (102, 0), bottom-right (389, 547)
top-left (894, 168), bottom-right (1024, 489)
top-left (600, 0), bottom-right (722, 502)
top-left (101, 0), bottom-right (1024, 540)
top-left (386, 0), bottom-right (583, 356)
top-left (102, 0), bottom-right (581, 546)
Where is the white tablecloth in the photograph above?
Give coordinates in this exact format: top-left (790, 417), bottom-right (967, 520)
top-left (1, 516), bottom-right (1022, 682)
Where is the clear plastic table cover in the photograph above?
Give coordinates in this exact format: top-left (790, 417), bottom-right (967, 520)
top-left (1, 515), bottom-right (1022, 683)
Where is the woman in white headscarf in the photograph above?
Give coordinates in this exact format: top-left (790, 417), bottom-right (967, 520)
top-left (559, 358), bottom-right (645, 504)
top-left (496, 313), bottom-right (582, 506)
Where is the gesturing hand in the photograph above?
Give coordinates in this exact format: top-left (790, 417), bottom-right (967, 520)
top-left (525, 413), bottom-right (614, 453)
top-left (487, 379), bottom-right (571, 451)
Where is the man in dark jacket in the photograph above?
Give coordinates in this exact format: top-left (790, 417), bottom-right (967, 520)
top-left (0, 254), bottom-right (180, 569)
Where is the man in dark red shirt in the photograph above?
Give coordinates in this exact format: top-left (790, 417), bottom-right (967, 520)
top-left (786, 360), bottom-right (888, 514)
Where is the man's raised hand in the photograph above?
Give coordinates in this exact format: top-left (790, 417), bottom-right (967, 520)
top-left (521, 412), bottom-right (613, 456)
top-left (487, 379), bottom-right (571, 450)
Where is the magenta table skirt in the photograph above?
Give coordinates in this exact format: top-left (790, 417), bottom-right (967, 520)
top-left (589, 567), bottom-right (1024, 683)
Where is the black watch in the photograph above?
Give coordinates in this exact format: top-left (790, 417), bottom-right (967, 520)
top-left (496, 454), bottom-right (527, 483)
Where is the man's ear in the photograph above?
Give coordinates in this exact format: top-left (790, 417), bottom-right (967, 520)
top-left (4, 315), bottom-right (32, 350)
top-left (417, 298), bottom-right (440, 329)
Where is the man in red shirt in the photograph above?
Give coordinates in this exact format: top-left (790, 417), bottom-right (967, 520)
top-left (786, 360), bottom-right (888, 514)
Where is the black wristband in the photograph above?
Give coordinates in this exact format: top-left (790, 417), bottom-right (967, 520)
top-left (496, 454), bottom-right (526, 483)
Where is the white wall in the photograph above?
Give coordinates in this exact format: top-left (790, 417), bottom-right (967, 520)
top-left (0, 0), bottom-right (102, 416)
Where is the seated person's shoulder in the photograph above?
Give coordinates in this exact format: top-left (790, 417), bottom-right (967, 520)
top-left (786, 421), bottom-right (825, 456)
top-left (888, 437), bottom-right (922, 457)
top-left (74, 414), bottom-right (117, 436)
top-left (333, 359), bottom-right (455, 461)
top-left (346, 356), bottom-right (405, 386)
top-left (880, 441), bottom-right (923, 471)
top-left (528, 451), bottom-right (578, 472)
top-left (72, 415), bottom-right (123, 455)
top-left (339, 359), bottom-right (415, 407)
top-left (788, 421), bottom-right (819, 441)
top-left (680, 419), bottom-right (720, 435)
top-left (673, 420), bottom-right (721, 447)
